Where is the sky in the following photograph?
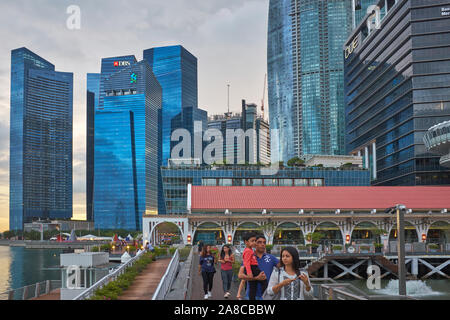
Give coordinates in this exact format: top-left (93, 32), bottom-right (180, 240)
top-left (0, 0), bottom-right (270, 232)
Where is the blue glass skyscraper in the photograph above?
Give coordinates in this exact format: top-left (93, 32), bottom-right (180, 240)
top-left (143, 45), bottom-right (199, 166)
top-left (86, 73), bottom-right (100, 222)
top-left (268, 0), bottom-right (353, 161)
top-left (10, 47), bottom-right (73, 230)
top-left (94, 60), bottom-right (162, 230)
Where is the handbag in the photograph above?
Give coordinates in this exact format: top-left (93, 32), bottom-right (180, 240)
top-left (262, 267), bottom-right (281, 300)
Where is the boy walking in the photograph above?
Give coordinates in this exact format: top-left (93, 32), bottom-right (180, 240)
top-left (242, 232), bottom-right (267, 300)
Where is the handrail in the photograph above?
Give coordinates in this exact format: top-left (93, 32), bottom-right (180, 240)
top-left (0, 280), bottom-right (61, 300)
top-left (152, 249), bottom-right (180, 300)
top-left (72, 250), bottom-right (145, 300)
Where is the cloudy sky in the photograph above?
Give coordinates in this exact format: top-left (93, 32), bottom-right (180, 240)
top-left (0, 0), bottom-right (270, 232)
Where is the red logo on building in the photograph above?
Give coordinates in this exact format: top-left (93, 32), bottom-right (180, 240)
top-left (114, 61), bottom-right (119, 67)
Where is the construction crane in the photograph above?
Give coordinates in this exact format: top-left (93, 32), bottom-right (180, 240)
top-left (261, 73), bottom-right (267, 120)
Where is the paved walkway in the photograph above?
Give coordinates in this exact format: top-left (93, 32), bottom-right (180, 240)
top-left (190, 253), bottom-right (240, 300)
top-left (117, 258), bottom-right (171, 300)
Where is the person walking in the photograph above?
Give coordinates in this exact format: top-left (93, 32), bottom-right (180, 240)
top-left (241, 232), bottom-right (267, 300)
top-left (265, 246), bottom-right (314, 300)
top-left (218, 244), bottom-right (235, 298)
top-left (237, 234), bottom-right (279, 300)
top-left (198, 244), bottom-right (216, 299)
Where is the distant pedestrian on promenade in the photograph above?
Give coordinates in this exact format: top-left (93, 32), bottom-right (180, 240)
top-left (198, 244), bottom-right (216, 299)
top-left (218, 244), bottom-right (235, 298)
top-left (198, 240), bottom-right (204, 254)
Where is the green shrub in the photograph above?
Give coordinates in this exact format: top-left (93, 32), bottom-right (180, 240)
top-left (428, 244), bottom-right (439, 249)
top-left (89, 252), bottom-right (153, 300)
top-left (91, 246), bottom-right (99, 252)
top-left (265, 244), bottom-right (274, 251)
top-left (332, 245), bottom-right (342, 250)
top-left (297, 245), bottom-right (307, 250)
top-left (169, 247), bottom-right (177, 256)
top-left (100, 244), bottom-right (111, 251)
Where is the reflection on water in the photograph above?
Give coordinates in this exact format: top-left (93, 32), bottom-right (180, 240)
top-left (339, 279), bottom-right (450, 300)
top-left (0, 246), bottom-right (62, 296)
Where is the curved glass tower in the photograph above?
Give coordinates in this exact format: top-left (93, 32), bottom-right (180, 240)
top-left (268, 0), bottom-right (353, 162)
top-left (268, 0), bottom-right (294, 164)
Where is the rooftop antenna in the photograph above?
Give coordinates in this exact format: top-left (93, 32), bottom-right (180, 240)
top-left (226, 84), bottom-right (231, 119)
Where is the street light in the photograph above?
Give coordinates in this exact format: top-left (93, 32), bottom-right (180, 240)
top-left (385, 204), bottom-right (407, 297)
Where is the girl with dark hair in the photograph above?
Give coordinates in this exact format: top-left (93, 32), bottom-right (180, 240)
top-left (198, 244), bottom-right (216, 299)
top-left (265, 246), bottom-right (314, 300)
top-left (218, 244), bottom-right (235, 298)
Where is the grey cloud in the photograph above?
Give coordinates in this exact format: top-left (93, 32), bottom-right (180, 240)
top-left (0, 0), bottom-right (269, 218)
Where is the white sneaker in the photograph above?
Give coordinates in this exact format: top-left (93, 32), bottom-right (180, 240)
top-left (207, 291), bottom-right (212, 298)
top-left (224, 293), bottom-right (228, 298)
top-left (204, 294), bottom-right (209, 299)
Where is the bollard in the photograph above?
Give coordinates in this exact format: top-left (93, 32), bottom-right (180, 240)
top-left (46, 280), bottom-right (51, 294)
top-left (35, 282), bottom-right (40, 298)
top-left (22, 286), bottom-right (28, 300)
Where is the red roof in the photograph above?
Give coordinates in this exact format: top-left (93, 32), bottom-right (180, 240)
top-left (190, 186), bottom-right (450, 211)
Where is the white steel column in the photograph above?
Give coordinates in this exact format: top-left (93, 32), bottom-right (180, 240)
top-left (372, 142), bottom-right (377, 180)
top-left (365, 146), bottom-right (369, 169)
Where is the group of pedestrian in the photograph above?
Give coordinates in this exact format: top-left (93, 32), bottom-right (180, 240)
top-left (197, 233), bottom-right (313, 300)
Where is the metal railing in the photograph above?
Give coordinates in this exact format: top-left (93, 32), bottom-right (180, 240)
top-left (0, 280), bottom-right (62, 300)
top-left (152, 249), bottom-right (180, 300)
top-left (72, 250), bottom-right (145, 300)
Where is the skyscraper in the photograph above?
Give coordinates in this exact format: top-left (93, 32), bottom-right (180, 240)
top-left (207, 100), bottom-right (271, 165)
top-left (143, 45), bottom-right (199, 166)
top-left (268, 0), bottom-right (353, 162)
top-left (86, 73), bottom-right (100, 222)
top-left (94, 60), bottom-right (162, 229)
top-left (10, 47), bottom-right (73, 230)
top-left (345, 0), bottom-right (450, 185)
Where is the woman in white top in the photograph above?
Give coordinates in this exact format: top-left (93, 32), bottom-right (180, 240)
top-left (266, 246), bottom-right (314, 300)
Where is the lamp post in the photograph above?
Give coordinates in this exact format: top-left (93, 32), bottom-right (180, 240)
top-left (386, 204), bottom-right (407, 296)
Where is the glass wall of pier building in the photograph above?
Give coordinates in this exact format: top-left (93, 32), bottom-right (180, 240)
top-left (161, 165), bottom-right (370, 215)
top-left (268, 0), bottom-right (353, 163)
top-left (94, 61), bottom-right (162, 230)
top-left (345, 0), bottom-right (450, 186)
top-left (10, 48), bottom-right (73, 230)
top-left (143, 45), bottom-right (199, 167)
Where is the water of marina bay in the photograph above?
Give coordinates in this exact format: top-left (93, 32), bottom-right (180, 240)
top-left (0, 246), bottom-right (62, 298)
top-left (336, 279), bottom-right (450, 300)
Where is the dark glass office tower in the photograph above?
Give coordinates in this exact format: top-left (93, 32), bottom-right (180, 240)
top-left (94, 60), bottom-right (162, 230)
top-left (345, 0), bottom-right (450, 185)
top-left (86, 73), bottom-right (100, 222)
top-left (143, 45), bottom-right (198, 166)
top-left (10, 47), bottom-right (73, 230)
top-left (268, 0), bottom-right (353, 163)
top-left (98, 55), bottom-right (137, 108)
top-left (353, 0), bottom-right (378, 28)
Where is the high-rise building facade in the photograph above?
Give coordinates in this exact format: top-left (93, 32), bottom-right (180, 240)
top-left (10, 47), bottom-right (73, 230)
top-left (143, 45), bottom-right (199, 166)
top-left (268, 0), bottom-right (353, 163)
top-left (94, 60), bottom-right (162, 229)
top-left (86, 73), bottom-right (100, 222)
top-left (345, 0), bottom-right (450, 185)
top-left (207, 100), bottom-right (271, 165)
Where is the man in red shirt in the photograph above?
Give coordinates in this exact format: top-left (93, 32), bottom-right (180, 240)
top-left (242, 232), bottom-right (267, 300)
